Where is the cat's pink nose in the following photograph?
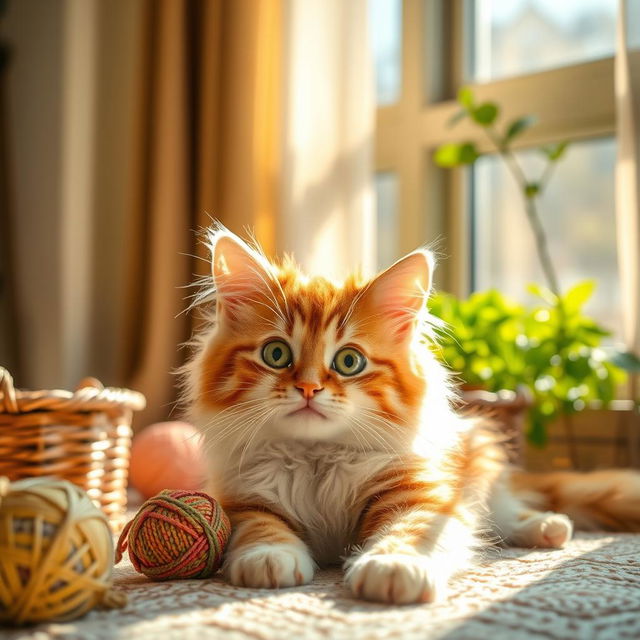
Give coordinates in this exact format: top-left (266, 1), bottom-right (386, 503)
top-left (295, 382), bottom-right (324, 399)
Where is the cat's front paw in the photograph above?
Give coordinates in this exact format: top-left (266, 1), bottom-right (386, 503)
top-left (345, 553), bottom-right (446, 605)
top-left (225, 543), bottom-right (315, 588)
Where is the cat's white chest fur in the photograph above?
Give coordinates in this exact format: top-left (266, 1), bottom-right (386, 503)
top-left (213, 441), bottom-right (397, 565)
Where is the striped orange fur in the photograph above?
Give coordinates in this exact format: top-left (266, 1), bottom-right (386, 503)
top-left (182, 226), bottom-right (640, 604)
top-left (510, 469), bottom-right (640, 532)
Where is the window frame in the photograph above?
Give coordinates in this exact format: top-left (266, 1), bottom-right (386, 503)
top-left (374, 0), bottom-right (627, 294)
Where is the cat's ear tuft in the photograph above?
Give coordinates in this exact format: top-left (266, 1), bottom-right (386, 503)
top-left (356, 250), bottom-right (433, 342)
top-left (209, 230), bottom-right (276, 321)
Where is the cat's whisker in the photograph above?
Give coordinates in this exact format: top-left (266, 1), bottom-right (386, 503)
top-left (237, 408), bottom-right (278, 471)
top-left (363, 417), bottom-right (406, 433)
top-left (228, 407), bottom-right (274, 463)
top-left (345, 420), bottom-right (370, 456)
top-left (361, 417), bottom-right (406, 440)
top-left (200, 411), bottom-right (261, 442)
top-left (205, 403), bottom-right (273, 441)
top-left (268, 271), bottom-right (291, 319)
top-left (216, 271), bottom-right (285, 320)
top-left (341, 314), bottom-right (374, 332)
top-left (233, 296), bottom-right (286, 328)
top-left (350, 413), bottom-right (412, 464)
top-left (200, 403), bottom-right (275, 451)
top-left (228, 418), bottom-right (259, 462)
top-left (348, 415), bottom-right (396, 457)
top-left (178, 251), bottom-right (210, 264)
top-left (199, 397), bottom-right (270, 428)
top-left (245, 266), bottom-right (290, 326)
top-left (360, 407), bottom-right (410, 426)
top-left (338, 278), bottom-right (374, 331)
top-left (239, 233), bottom-right (292, 320)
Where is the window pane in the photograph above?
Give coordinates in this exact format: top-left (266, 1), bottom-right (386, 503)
top-left (468, 0), bottom-right (617, 82)
top-left (375, 172), bottom-right (399, 268)
top-left (369, 0), bottom-right (402, 105)
top-left (472, 137), bottom-right (621, 337)
top-left (628, 1), bottom-right (640, 49)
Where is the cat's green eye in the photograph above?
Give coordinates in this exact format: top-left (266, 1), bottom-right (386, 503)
top-left (332, 347), bottom-right (366, 376)
top-left (262, 340), bottom-right (293, 369)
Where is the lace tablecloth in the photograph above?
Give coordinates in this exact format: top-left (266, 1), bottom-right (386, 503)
top-left (4, 533), bottom-right (640, 639)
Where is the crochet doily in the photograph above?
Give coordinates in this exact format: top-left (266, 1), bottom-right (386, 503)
top-left (5, 533), bottom-right (640, 639)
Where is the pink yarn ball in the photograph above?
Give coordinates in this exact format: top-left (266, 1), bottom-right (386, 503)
top-left (129, 422), bottom-right (206, 499)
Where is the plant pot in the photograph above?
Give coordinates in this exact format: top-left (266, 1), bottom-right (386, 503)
top-left (457, 387), bottom-right (531, 465)
top-left (523, 401), bottom-right (640, 472)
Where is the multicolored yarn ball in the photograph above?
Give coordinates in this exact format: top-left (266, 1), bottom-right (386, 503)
top-left (115, 490), bottom-right (231, 581)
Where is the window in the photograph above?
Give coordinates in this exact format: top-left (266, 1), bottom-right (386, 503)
top-left (374, 172), bottom-right (399, 268)
top-left (468, 0), bottom-right (618, 82)
top-left (369, 0), bottom-right (631, 337)
top-left (369, 0), bottom-right (403, 105)
top-left (472, 138), bottom-right (621, 335)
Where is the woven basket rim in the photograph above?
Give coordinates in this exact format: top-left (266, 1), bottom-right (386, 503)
top-left (0, 367), bottom-right (146, 415)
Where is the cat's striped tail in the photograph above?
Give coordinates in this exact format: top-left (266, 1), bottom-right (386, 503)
top-left (511, 469), bottom-right (640, 532)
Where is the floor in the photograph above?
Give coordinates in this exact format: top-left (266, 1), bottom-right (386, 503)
top-left (4, 533), bottom-right (640, 639)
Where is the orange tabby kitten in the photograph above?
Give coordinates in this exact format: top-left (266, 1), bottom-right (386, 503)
top-left (183, 227), bottom-right (640, 604)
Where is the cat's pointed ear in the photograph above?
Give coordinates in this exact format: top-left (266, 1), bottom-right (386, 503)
top-left (210, 230), bottom-right (277, 321)
top-left (355, 250), bottom-right (433, 342)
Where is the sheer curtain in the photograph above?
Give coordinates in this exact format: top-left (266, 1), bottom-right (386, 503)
top-left (615, 0), bottom-right (640, 462)
top-left (616, 0), bottom-right (640, 360)
top-left (279, 0), bottom-right (376, 281)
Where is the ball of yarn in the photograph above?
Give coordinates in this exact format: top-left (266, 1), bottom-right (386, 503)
top-left (115, 489), bottom-right (231, 580)
top-left (0, 476), bottom-right (126, 625)
top-left (129, 421), bottom-right (206, 499)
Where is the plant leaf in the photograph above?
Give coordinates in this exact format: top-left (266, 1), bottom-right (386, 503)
top-left (541, 141), bottom-right (569, 162)
top-left (563, 280), bottom-right (595, 313)
top-left (526, 282), bottom-right (557, 305)
top-left (428, 284), bottom-right (625, 446)
top-left (525, 182), bottom-right (540, 198)
top-left (458, 86), bottom-right (475, 109)
top-left (433, 142), bottom-right (479, 168)
top-left (433, 144), bottom-right (462, 168)
top-left (504, 116), bottom-right (536, 143)
top-left (458, 143), bottom-right (480, 164)
top-left (609, 349), bottom-right (640, 373)
top-left (471, 102), bottom-right (499, 126)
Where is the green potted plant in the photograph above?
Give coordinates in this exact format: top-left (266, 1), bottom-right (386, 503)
top-left (432, 88), bottom-right (637, 464)
top-left (429, 288), bottom-right (624, 464)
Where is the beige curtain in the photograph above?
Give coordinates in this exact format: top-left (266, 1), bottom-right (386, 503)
top-left (4, 0), bottom-right (282, 428)
top-left (4, 0), bottom-right (374, 429)
top-left (118, 0), bottom-right (282, 428)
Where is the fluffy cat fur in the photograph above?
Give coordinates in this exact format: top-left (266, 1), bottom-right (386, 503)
top-left (182, 226), bottom-right (640, 605)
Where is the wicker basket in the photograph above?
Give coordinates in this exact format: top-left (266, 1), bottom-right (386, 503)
top-left (458, 387), bottom-right (531, 465)
top-left (0, 367), bottom-right (145, 532)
